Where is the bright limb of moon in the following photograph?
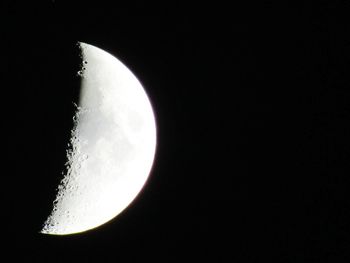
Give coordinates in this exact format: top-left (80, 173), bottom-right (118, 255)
top-left (41, 42), bottom-right (157, 235)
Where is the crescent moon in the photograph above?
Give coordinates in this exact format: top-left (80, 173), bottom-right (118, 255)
top-left (41, 42), bottom-right (157, 235)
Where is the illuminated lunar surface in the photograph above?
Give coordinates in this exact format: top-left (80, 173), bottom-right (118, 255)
top-left (41, 42), bottom-right (157, 235)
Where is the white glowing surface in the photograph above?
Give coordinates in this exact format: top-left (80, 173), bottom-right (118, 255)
top-left (41, 42), bottom-right (157, 235)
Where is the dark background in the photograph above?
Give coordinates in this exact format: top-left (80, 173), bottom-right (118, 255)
top-left (2, 1), bottom-right (350, 262)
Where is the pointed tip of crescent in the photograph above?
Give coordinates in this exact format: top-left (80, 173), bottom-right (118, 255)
top-left (77, 41), bottom-right (90, 49)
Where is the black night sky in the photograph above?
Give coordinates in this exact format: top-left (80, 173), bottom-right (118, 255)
top-left (2, 1), bottom-right (350, 262)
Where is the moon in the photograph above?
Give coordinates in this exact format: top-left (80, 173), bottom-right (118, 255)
top-left (41, 42), bottom-right (157, 235)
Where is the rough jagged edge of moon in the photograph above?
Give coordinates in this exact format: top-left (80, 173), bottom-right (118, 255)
top-left (41, 44), bottom-right (90, 233)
